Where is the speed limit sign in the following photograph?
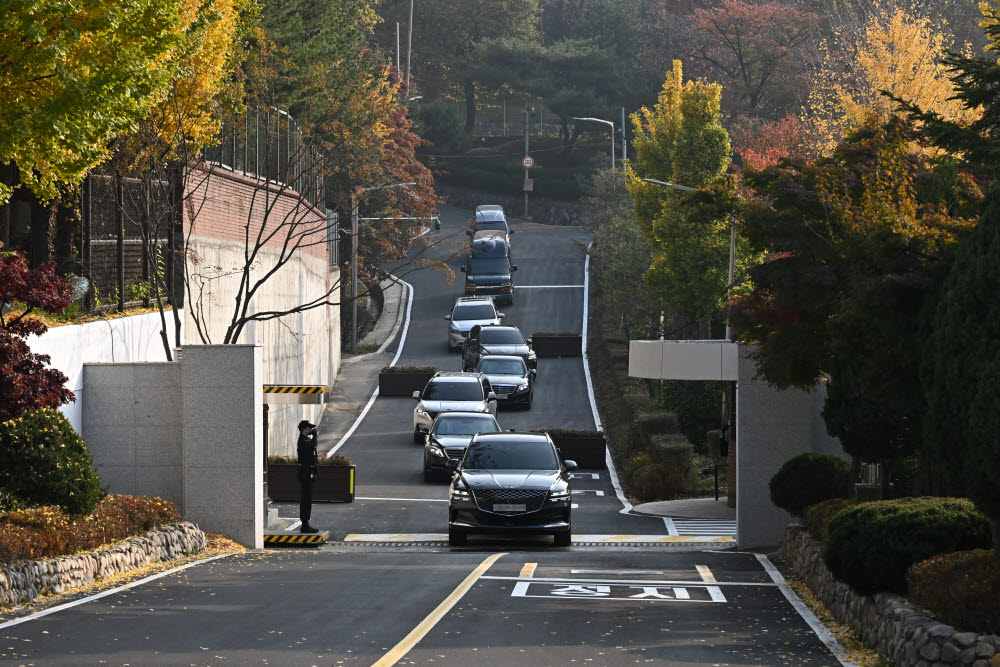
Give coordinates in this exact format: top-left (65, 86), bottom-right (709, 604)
top-left (522, 155), bottom-right (534, 168)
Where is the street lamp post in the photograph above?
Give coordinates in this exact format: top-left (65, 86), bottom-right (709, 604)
top-left (524, 106), bottom-right (534, 219)
top-left (572, 117), bottom-right (615, 169)
top-left (351, 181), bottom-right (416, 352)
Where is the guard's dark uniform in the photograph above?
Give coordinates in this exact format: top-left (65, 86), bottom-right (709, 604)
top-left (297, 420), bottom-right (319, 533)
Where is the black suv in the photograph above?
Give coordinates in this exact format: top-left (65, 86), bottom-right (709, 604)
top-left (461, 252), bottom-right (516, 306)
top-left (446, 432), bottom-right (576, 546)
top-left (462, 324), bottom-right (536, 373)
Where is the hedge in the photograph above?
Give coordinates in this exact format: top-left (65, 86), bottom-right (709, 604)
top-left (769, 453), bottom-right (851, 518)
top-left (0, 408), bottom-right (105, 515)
top-left (908, 549), bottom-right (1000, 634)
top-left (267, 454), bottom-right (352, 466)
top-left (824, 497), bottom-right (992, 594)
top-left (380, 366), bottom-right (437, 374)
top-left (0, 495), bottom-right (181, 565)
top-left (803, 498), bottom-right (854, 542)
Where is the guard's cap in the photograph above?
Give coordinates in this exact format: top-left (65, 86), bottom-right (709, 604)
top-left (298, 420), bottom-right (316, 430)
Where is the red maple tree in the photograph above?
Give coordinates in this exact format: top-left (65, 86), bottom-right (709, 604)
top-left (0, 252), bottom-right (74, 420)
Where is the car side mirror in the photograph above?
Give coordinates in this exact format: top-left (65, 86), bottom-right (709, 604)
top-left (529, 368), bottom-right (536, 375)
top-left (446, 459), bottom-right (459, 470)
top-left (526, 337), bottom-right (532, 346)
top-left (460, 266), bottom-right (466, 272)
top-left (412, 391), bottom-right (421, 400)
top-left (563, 460), bottom-right (578, 471)
top-left (444, 314), bottom-right (451, 320)
top-left (434, 220), bottom-right (441, 230)
top-left (466, 230), bottom-right (473, 236)
top-left (497, 312), bottom-right (505, 319)
top-left (509, 229), bottom-right (515, 234)
top-left (511, 265), bottom-right (518, 272)
top-left (487, 391), bottom-right (497, 401)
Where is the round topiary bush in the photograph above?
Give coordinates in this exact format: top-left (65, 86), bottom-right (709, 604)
top-left (0, 408), bottom-right (106, 515)
top-left (769, 453), bottom-right (850, 517)
top-left (824, 497), bottom-right (992, 594)
top-left (908, 549), bottom-right (1000, 634)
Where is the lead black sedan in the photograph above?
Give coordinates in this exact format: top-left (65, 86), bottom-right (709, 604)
top-left (446, 432), bottom-right (576, 546)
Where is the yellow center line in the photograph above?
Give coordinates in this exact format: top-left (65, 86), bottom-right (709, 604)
top-left (519, 562), bottom-right (537, 578)
top-left (371, 552), bottom-right (507, 667)
top-left (697, 565), bottom-right (717, 583)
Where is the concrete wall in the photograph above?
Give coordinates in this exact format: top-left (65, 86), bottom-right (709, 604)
top-left (736, 350), bottom-right (845, 548)
top-left (183, 166), bottom-right (340, 456)
top-left (28, 310), bottom-right (183, 432)
top-left (81, 345), bottom-right (264, 548)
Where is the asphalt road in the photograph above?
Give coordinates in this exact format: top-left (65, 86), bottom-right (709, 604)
top-left (0, 206), bottom-right (847, 666)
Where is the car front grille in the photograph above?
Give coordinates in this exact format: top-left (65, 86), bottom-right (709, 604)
top-left (445, 447), bottom-right (466, 458)
top-left (493, 384), bottom-right (517, 394)
top-left (472, 488), bottom-right (546, 513)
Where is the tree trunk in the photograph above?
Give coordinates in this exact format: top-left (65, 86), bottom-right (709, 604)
top-left (463, 80), bottom-right (476, 135)
top-left (992, 517), bottom-right (1000, 568)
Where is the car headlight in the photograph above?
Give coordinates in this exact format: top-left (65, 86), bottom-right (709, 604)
top-left (450, 327), bottom-right (462, 334)
top-left (517, 383), bottom-right (529, 392)
top-left (451, 487), bottom-right (471, 500)
top-left (527, 350), bottom-right (537, 360)
top-left (415, 408), bottom-right (429, 416)
top-left (429, 443), bottom-right (447, 458)
top-left (548, 488), bottom-right (570, 501)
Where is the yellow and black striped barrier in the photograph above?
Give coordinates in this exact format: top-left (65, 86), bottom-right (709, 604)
top-left (262, 385), bottom-right (331, 404)
top-left (264, 531), bottom-right (329, 546)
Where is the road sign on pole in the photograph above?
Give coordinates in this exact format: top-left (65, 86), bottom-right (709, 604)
top-left (522, 155), bottom-right (534, 168)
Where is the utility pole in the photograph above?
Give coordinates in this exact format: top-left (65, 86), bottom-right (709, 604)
top-left (406, 0), bottom-right (414, 94)
top-left (396, 22), bottom-right (400, 75)
top-left (350, 192), bottom-right (359, 353)
top-left (620, 106), bottom-right (627, 170)
top-left (524, 106), bottom-right (533, 219)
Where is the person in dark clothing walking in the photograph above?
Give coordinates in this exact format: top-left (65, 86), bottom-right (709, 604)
top-left (297, 420), bottom-right (320, 533)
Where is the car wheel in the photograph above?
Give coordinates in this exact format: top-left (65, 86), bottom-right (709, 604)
top-left (507, 292), bottom-right (515, 307)
top-left (413, 429), bottom-right (424, 444)
top-left (448, 528), bottom-right (467, 546)
top-left (553, 531), bottom-right (571, 547)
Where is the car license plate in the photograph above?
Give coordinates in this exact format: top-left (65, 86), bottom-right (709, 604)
top-left (497, 392), bottom-right (510, 398)
top-left (494, 503), bottom-right (526, 512)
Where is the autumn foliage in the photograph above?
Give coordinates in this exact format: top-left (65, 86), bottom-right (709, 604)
top-left (0, 252), bottom-right (74, 421)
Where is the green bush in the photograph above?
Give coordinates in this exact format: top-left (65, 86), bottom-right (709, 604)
top-left (769, 453), bottom-right (851, 518)
top-left (0, 408), bottom-right (105, 515)
top-left (537, 429), bottom-right (604, 439)
top-left (824, 497), bottom-right (992, 594)
top-left (637, 412), bottom-right (679, 438)
top-left (660, 379), bottom-right (724, 453)
top-left (908, 549), bottom-right (1000, 634)
top-left (267, 454), bottom-right (352, 467)
top-left (380, 365), bottom-right (436, 374)
top-left (803, 498), bottom-right (854, 542)
top-left (648, 434), bottom-right (693, 473)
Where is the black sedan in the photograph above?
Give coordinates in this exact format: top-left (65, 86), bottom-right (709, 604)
top-left (446, 432), bottom-right (576, 546)
top-left (423, 412), bottom-right (501, 482)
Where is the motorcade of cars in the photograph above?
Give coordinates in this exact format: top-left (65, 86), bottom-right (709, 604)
top-left (461, 254), bottom-right (517, 306)
top-left (412, 372), bottom-right (497, 443)
top-left (475, 355), bottom-right (533, 408)
top-left (445, 296), bottom-right (504, 352)
top-left (462, 324), bottom-right (536, 373)
top-left (446, 431), bottom-right (576, 546)
top-left (469, 206), bottom-right (513, 244)
top-left (470, 233), bottom-right (510, 260)
top-left (422, 411), bottom-right (501, 481)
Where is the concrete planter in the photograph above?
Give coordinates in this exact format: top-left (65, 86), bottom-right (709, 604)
top-left (531, 333), bottom-right (582, 357)
top-left (267, 464), bottom-right (356, 503)
top-left (379, 370), bottom-right (435, 396)
top-left (551, 434), bottom-right (607, 469)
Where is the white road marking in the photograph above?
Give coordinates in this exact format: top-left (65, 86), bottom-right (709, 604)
top-left (696, 564), bottom-right (717, 583)
top-left (514, 284), bottom-right (585, 288)
top-left (325, 275), bottom-right (414, 458)
top-left (508, 580), bottom-right (726, 603)
top-left (342, 534), bottom-right (735, 544)
top-left (571, 569), bottom-right (665, 575)
top-left (572, 489), bottom-right (604, 496)
top-left (519, 562), bottom-right (537, 578)
top-left (483, 575), bottom-right (774, 587)
top-left (570, 472), bottom-right (600, 479)
top-left (354, 496), bottom-right (448, 502)
top-left (571, 503), bottom-right (579, 509)
top-left (662, 517), bottom-right (680, 536)
top-left (673, 519), bottom-right (737, 536)
top-left (755, 554), bottom-right (860, 667)
top-left (0, 554), bottom-right (234, 631)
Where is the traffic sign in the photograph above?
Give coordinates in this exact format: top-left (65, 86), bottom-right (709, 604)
top-left (522, 155), bottom-right (534, 168)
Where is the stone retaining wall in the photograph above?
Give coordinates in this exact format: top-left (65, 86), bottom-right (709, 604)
top-left (779, 524), bottom-right (1000, 667)
top-left (0, 522), bottom-right (206, 605)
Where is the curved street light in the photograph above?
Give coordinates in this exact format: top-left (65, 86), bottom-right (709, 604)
top-left (572, 117), bottom-right (616, 169)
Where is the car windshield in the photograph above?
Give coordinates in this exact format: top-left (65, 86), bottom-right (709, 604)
top-left (433, 416), bottom-right (499, 436)
top-left (478, 358), bottom-right (526, 375)
top-left (467, 258), bottom-right (510, 275)
top-left (471, 240), bottom-right (507, 259)
top-left (463, 441), bottom-right (559, 470)
top-left (479, 328), bottom-right (524, 345)
top-left (476, 220), bottom-right (507, 232)
top-left (422, 381), bottom-right (484, 401)
top-left (453, 304), bottom-right (495, 321)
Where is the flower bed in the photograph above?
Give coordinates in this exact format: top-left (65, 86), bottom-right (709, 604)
top-left (0, 495), bottom-right (181, 566)
top-left (530, 332), bottom-right (582, 357)
top-left (266, 456), bottom-right (355, 503)
top-left (379, 366), bottom-right (437, 396)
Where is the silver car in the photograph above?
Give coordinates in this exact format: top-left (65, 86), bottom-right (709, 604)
top-left (445, 296), bottom-right (504, 351)
top-left (423, 411), bottom-right (501, 481)
top-left (412, 372), bottom-right (497, 443)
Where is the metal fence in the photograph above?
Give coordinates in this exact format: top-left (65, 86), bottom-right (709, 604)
top-left (201, 107), bottom-right (326, 209)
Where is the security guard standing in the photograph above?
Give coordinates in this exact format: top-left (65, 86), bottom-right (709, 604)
top-left (297, 420), bottom-right (320, 533)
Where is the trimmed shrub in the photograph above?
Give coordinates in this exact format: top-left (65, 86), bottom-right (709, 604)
top-left (0, 408), bottom-right (105, 515)
top-left (267, 454), bottom-right (352, 467)
top-left (908, 549), bottom-right (1000, 634)
top-left (648, 434), bottom-right (693, 474)
top-left (769, 453), bottom-right (851, 518)
top-left (824, 497), bottom-right (992, 594)
top-left (637, 412), bottom-right (679, 438)
top-left (0, 494), bottom-right (181, 564)
top-left (803, 498), bottom-right (854, 542)
top-left (380, 365), bottom-right (436, 374)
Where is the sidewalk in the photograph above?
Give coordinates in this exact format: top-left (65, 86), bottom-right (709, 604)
top-left (632, 497), bottom-right (735, 520)
top-left (316, 276), bottom-right (407, 455)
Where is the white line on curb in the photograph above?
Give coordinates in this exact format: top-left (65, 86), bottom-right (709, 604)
top-left (0, 554), bottom-right (234, 631)
top-left (326, 274), bottom-right (414, 458)
top-left (755, 553), bottom-right (859, 667)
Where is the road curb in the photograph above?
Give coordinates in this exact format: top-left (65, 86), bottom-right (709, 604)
top-left (342, 277), bottom-right (409, 366)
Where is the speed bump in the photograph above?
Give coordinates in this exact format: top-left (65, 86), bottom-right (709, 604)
top-left (264, 530), bottom-right (330, 546)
